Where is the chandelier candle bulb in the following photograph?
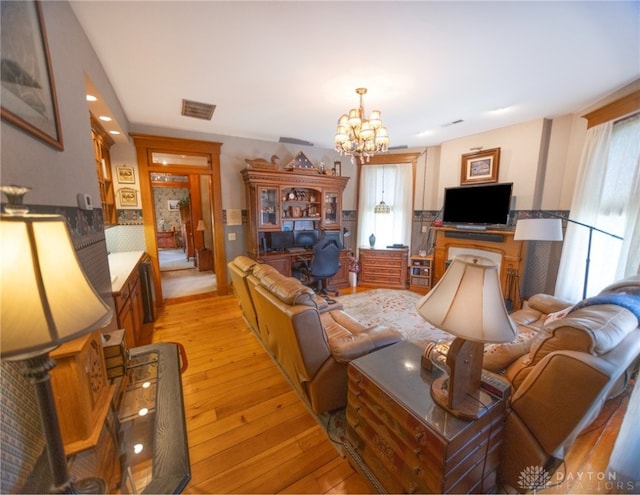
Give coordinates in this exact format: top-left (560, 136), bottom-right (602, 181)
top-left (335, 87), bottom-right (390, 164)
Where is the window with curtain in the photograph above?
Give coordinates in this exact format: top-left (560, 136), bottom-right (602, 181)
top-left (555, 113), bottom-right (640, 301)
top-left (357, 163), bottom-right (413, 250)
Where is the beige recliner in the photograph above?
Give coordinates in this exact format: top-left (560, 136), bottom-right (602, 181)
top-left (228, 255), bottom-right (260, 333)
top-left (250, 265), bottom-right (403, 413)
top-left (499, 278), bottom-right (640, 492)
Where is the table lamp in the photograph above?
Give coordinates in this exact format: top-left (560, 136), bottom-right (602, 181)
top-left (196, 219), bottom-right (206, 246)
top-left (1, 208), bottom-right (113, 492)
top-left (416, 255), bottom-right (517, 419)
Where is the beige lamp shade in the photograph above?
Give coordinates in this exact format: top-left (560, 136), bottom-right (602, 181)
top-left (514, 218), bottom-right (563, 241)
top-left (1, 214), bottom-right (113, 359)
top-left (196, 219), bottom-right (205, 231)
top-left (416, 255), bottom-right (517, 343)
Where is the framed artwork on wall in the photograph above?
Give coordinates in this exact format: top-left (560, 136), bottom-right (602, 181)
top-left (167, 200), bottom-right (179, 211)
top-left (0, 1), bottom-right (63, 150)
top-left (118, 188), bottom-right (138, 207)
top-left (116, 166), bottom-right (135, 184)
top-left (460, 148), bottom-right (500, 185)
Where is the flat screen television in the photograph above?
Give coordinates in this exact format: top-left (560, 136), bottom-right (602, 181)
top-left (269, 231), bottom-right (294, 251)
top-left (442, 182), bottom-right (513, 227)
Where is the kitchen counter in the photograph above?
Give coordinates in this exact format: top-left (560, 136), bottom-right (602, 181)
top-left (108, 251), bottom-right (145, 293)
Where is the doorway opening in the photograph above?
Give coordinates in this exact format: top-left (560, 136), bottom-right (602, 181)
top-left (151, 172), bottom-right (217, 299)
top-left (132, 134), bottom-right (227, 305)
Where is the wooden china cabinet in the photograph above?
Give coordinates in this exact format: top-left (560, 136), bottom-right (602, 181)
top-left (90, 114), bottom-right (116, 226)
top-left (241, 168), bottom-right (350, 287)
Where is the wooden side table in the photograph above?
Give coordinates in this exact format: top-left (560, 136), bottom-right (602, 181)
top-left (345, 341), bottom-right (507, 494)
top-left (358, 247), bottom-right (408, 289)
top-left (196, 248), bottom-right (213, 271)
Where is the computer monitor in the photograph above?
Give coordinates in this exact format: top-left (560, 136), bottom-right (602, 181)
top-left (269, 231), bottom-right (294, 251)
top-left (294, 230), bottom-right (319, 249)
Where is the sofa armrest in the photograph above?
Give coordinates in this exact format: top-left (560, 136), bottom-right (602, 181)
top-left (526, 293), bottom-right (575, 315)
top-left (328, 326), bottom-right (403, 363)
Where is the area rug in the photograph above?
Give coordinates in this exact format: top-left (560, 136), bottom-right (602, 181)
top-left (336, 289), bottom-right (452, 347)
top-left (159, 248), bottom-right (194, 272)
top-left (161, 269), bottom-right (216, 298)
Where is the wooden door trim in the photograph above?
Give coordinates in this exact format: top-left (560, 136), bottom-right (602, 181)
top-left (131, 134), bottom-right (227, 306)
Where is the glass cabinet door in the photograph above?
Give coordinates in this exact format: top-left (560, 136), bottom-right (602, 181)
top-left (259, 187), bottom-right (279, 228)
top-left (323, 191), bottom-right (339, 226)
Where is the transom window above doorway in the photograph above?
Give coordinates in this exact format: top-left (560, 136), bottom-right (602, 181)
top-left (151, 152), bottom-right (210, 167)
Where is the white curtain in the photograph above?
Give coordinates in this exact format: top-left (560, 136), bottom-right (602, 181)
top-left (555, 115), bottom-right (640, 301)
top-left (357, 163), bottom-right (413, 251)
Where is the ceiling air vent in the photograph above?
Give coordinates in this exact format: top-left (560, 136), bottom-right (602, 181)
top-left (279, 136), bottom-right (314, 146)
top-left (181, 99), bottom-right (216, 120)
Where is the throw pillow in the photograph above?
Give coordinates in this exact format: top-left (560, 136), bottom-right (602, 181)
top-left (483, 329), bottom-right (541, 372)
top-left (544, 305), bottom-right (574, 327)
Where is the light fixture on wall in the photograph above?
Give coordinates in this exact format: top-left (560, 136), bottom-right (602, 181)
top-left (416, 255), bottom-right (517, 419)
top-left (374, 166), bottom-right (391, 214)
top-left (334, 88), bottom-right (389, 164)
top-left (0, 192), bottom-right (113, 492)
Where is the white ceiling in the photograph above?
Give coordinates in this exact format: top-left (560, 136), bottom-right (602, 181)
top-left (70, 1), bottom-right (640, 150)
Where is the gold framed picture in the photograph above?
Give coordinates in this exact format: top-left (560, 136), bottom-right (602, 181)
top-left (117, 166), bottom-right (135, 184)
top-left (460, 148), bottom-right (500, 185)
top-left (118, 188), bottom-right (138, 207)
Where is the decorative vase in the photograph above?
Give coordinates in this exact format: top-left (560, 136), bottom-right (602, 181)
top-left (369, 233), bottom-right (376, 247)
top-left (349, 272), bottom-right (357, 288)
top-left (0, 185), bottom-right (31, 215)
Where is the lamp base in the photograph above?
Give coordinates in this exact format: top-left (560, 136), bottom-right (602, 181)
top-left (431, 376), bottom-right (493, 420)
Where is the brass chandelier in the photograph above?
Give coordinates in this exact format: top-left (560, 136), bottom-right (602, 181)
top-left (334, 88), bottom-right (390, 164)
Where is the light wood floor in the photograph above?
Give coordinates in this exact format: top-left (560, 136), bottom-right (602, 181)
top-left (149, 291), bottom-right (632, 494)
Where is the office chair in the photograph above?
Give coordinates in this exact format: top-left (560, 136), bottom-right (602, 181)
top-left (296, 235), bottom-right (341, 299)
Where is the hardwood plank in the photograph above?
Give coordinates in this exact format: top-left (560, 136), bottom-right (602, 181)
top-left (148, 292), bottom-right (631, 494)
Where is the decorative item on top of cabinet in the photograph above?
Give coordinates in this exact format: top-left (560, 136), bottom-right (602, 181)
top-left (245, 155), bottom-right (279, 170)
top-left (285, 151), bottom-right (319, 173)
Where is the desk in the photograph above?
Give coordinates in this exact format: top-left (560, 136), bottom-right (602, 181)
top-left (345, 342), bottom-right (506, 494)
top-left (256, 249), bottom-right (350, 289)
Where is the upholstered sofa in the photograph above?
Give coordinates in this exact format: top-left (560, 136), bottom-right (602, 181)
top-left (228, 256), bottom-right (403, 413)
top-left (497, 276), bottom-right (640, 492)
top-left (228, 256), bottom-right (343, 335)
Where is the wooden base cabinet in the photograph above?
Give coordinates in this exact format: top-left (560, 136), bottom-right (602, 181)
top-left (358, 247), bottom-right (408, 289)
top-left (113, 265), bottom-right (145, 349)
top-left (345, 342), bottom-right (506, 494)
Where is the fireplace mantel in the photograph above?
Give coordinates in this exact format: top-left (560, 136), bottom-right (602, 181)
top-left (431, 226), bottom-right (526, 310)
